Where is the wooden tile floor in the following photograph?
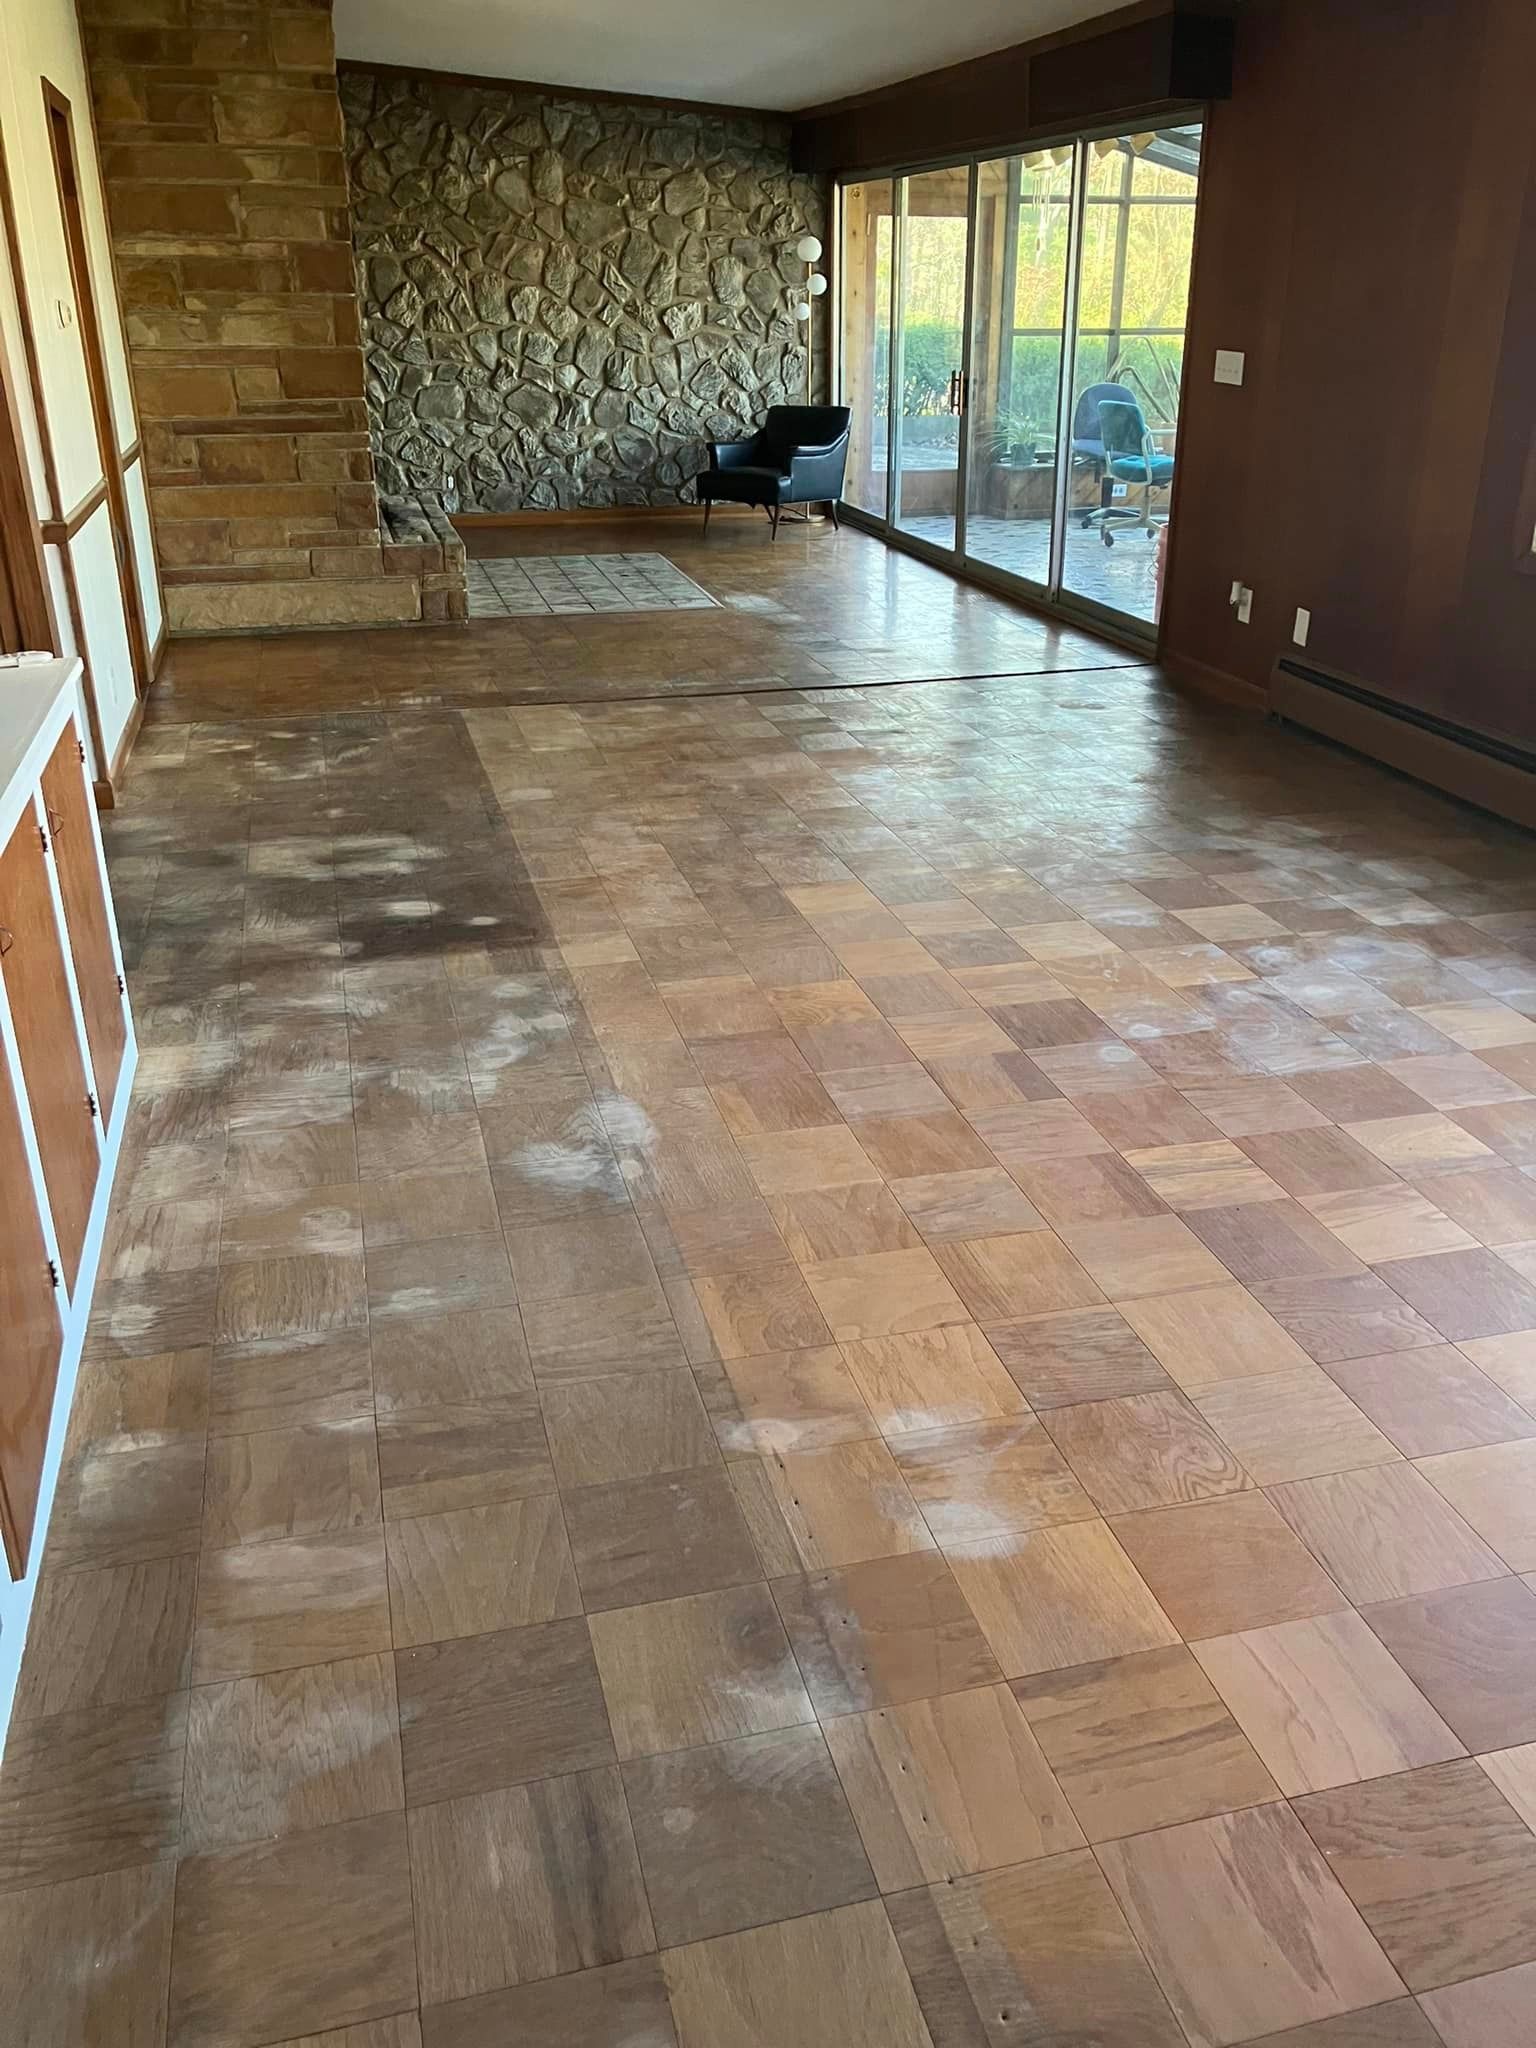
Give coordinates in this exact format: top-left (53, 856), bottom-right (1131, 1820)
top-left (6, 524), bottom-right (1536, 2045)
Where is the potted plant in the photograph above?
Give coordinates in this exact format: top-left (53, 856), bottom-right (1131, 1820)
top-left (985, 408), bottom-right (1046, 466)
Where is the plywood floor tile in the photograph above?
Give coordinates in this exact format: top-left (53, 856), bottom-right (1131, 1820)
top-left (1011, 1643), bottom-right (1281, 1841)
top-left (589, 1583), bottom-right (812, 1759)
top-left (1191, 1367), bottom-right (1399, 1483)
top-left (767, 1547), bottom-right (999, 1717)
top-left (386, 1496), bottom-right (580, 1646)
top-left (801, 1246), bottom-right (970, 1341)
top-left (1269, 1464), bottom-right (1506, 1604)
top-left (662, 1899), bottom-right (932, 2048)
top-left (1118, 1282), bottom-right (1316, 1387)
top-left (986, 1304), bottom-right (1176, 1407)
top-left (946, 1519), bottom-right (1178, 1677)
top-left (1323, 1344), bottom-right (1536, 1458)
top-left (1295, 1759), bottom-right (1536, 1993)
top-left (541, 1369), bottom-right (717, 1488)
top-left (1415, 1438), bottom-right (1536, 1569)
top-left (0, 1863), bottom-right (174, 2048)
top-left (1192, 1610), bottom-right (1464, 1795)
top-left (730, 1438), bottom-right (935, 1574)
top-left (1043, 1390), bottom-right (1252, 1513)
top-left (563, 1467), bottom-right (763, 1611)
top-left (1420, 1961), bottom-right (1536, 2048)
top-left (695, 1345), bottom-right (877, 1456)
top-left (193, 1532), bottom-right (392, 1686)
top-left (824, 1682), bottom-right (1082, 1891)
top-left (1363, 1576), bottom-right (1536, 1752)
top-left (838, 1322), bottom-right (1024, 1436)
top-left (1099, 1803), bottom-right (1403, 2047)
top-left (623, 1725), bottom-right (875, 1945)
top-left (169, 1813), bottom-right (418, 2048)
top-left (886, 1850), bottom-right (1184, 2048)
top-left (0, 1694), bottom-right (186, 1891)
top-left (395, 1618), bottom-right (614, 1807)
top-left (408, 1769), bottom-right (653, 2005)
top-left (1111, 1492), bottom-right (1348, 1638)
top-left (417, 1957), bottom-right (674, 2048)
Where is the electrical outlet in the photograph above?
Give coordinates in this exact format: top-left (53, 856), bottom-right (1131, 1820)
top-left (1293, 607), bottom-right (1311, 647)
top-left (1214, 348), bottom-right (1245, 386)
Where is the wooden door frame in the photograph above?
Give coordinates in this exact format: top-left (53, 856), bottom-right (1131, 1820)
top-left (0, 130), bottom-right (60, 662)
top-left (0, 116), bottom-right (110, 779)
top-left (0, 350), bottom-right (55, 656)
top-left (40, 79), bottom-right (149, 699)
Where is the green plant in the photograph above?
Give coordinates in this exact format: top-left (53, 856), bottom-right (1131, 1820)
top-left (984, 406), bottom-right (1048, 462)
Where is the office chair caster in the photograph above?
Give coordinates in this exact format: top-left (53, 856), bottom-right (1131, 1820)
top-left (1102, 530), bottom-right (1114, 547)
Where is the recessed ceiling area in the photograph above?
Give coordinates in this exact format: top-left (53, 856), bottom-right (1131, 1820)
top-left (332, 0), bottom-right (1123, 113)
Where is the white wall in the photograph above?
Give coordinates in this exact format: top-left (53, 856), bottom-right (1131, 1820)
top-left (0, 0), bottom-right (161, 775)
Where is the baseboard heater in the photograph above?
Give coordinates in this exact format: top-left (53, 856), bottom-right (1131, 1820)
top-left (1269, 657), bottom-right (1536, 832)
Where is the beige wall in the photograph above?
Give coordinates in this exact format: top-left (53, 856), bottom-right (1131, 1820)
top-left (0, 0), bottom-right (160, 771)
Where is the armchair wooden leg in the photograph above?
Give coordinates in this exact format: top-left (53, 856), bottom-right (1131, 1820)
top-left (770, 504), bottom-right (780, 539)
top-left (702, 496), bottom-right (711, 534)
top-left (829, 500), bottom-right (840, 530)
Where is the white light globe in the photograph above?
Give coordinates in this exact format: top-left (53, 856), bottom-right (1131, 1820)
top-left (795, 235), bottom-right (823, 262)
top-left (794, 301), bottom-right (811, 322)
top-left (806, 272), bottom-right (828, 297)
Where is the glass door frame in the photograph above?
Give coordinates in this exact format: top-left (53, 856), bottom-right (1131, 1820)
top-left (831, 109), bottom-right (1206, 650)
top-left (888, 160), bottom-right (978, 565)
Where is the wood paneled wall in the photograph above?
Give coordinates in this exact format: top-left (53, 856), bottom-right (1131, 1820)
top-left (790, 1), bottom-right (1232, 175)
top-left (1161, 0), bottom-right (1536, 745)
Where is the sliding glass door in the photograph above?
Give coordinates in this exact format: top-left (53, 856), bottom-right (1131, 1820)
top-left (1058, 126), bottom-right (1201, 625)
top-left (839, 179), bottom-right (893, 518)
top-left (836, 123), bottom-right (1202, 636)
top-left (892, 166), bottom-right (972, 553)
top-left (963, 149), bottom-right (1073, 591)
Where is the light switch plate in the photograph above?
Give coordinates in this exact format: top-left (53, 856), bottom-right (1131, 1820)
top-left (1214, 349), bottom-right (1245, 386)
top-left (1293, 607), bottom-right (1311, 647)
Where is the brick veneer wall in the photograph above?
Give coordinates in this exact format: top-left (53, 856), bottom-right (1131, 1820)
top-left (80, 0), bottom-right (427, 632)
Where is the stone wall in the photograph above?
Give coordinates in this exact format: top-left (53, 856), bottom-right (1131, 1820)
top-left (81, 0), bottom-right (426, 631)
top-left (340, 70), bottom-right (828, 511)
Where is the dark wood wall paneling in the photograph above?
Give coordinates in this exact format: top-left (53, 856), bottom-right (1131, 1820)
top-left (1159, 0), bottom-right (1536, 745)
top-left (790, 1), bottom-right (1232, 174)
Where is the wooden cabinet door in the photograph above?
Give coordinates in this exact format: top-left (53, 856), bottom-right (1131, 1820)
top-left (0, 805), bottom-right (98, 1289)
top-left (0, 1045), bottom-right (62, 1577)
top-left (40, 728), bottom-right (126, 1124)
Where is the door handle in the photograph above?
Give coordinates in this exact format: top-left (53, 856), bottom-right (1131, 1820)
top-left (0, 928), bottom-right (12, 958)
top-left (46, 807), bottom-right (64, 839)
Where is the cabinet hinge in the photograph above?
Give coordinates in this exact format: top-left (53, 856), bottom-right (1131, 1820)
top-left (77, 739), bottom-right (87, 764)
top-left (117, 973), bottom-right (126, 994)
top-left (48, 1259), bottom-right (60, 1290)
top-left (37, 824), bottom-right (49, 855)
top-left (86, 1092), bottom-right (98, 1118)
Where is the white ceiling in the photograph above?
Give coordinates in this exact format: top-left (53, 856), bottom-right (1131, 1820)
top-left (332, 0), bottom-right (1122, 114)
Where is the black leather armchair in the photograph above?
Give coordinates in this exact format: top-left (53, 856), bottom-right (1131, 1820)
top-left (694, 405), bottom-right (851, 536)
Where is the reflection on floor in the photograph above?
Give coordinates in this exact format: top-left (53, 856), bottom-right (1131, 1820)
top-left (4, 521), bottom-right (1536, 2047)
top-left (900, 510), bottom-right (1165, 624)
top-left (150, 519), bottom-right (1140, 716)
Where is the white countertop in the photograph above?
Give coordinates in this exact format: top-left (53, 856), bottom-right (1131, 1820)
top-left (0, 656), bottom-right (83, 842)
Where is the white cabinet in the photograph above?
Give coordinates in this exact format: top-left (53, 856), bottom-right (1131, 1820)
top-left (0, 658), bottom-right (136, 1739)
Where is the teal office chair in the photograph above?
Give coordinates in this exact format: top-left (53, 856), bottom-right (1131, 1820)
top-left (1092, 396), bottom-right (1175, 545)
